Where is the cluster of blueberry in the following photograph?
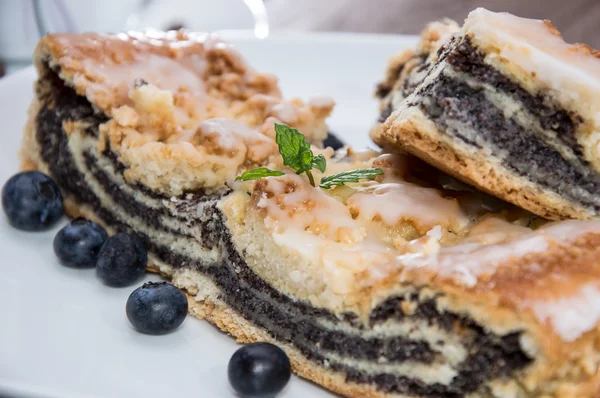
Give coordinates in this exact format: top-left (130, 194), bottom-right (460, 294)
top-left (2, 171), bottom-right (292, 397)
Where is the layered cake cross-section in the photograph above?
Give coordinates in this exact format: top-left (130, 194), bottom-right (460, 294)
top-left (372, 8), bottom-right (600, 221)
top-left (21, 30), bottom-right (600, 397)
top-left (375, 19), bottom-right (459, 126)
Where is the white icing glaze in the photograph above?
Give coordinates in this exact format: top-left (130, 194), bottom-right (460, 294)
top-left (54, 31), bottom-right (217, 113)
top-left (52, 31), bottom-right (248, 125)
top-left (194, 118), bottom-right (276, 162)
top-left (73, 53), bottom-right (206, 111)
top-left (462, 217), bottom-right (531, 245)
top-left (538, 218), bottom-right (600, 238)
top-left (125, 29), bottom-right (210, 46)
top-left (531, 282), bottom-right (600, 342)
top-left (202, 36), bottom-right (250, 72)
top-left (272, 228), bottom-right (325, 263)
top-left (398, 219), bottom-right (600, 287)
top-left (270, 102), bottom-right (299, 124)
top-left (398, 233), bottom-right (549, 287)
top-left (256, 174), bottom-right (402, 293)
top-left (465, 9), bottom-right (600, 81)
top-left (46, 31), bottom-right (336, 196)
top-left (309, 96), bottom-right (336, 109)
top-left (347, 181), bottom-right (469, 231)
top-left (271, 228), bottom-right (397, 295)
top-left (258, 174), bottom-right (362, 242)
top-left (401, 226), bottom-right (444, 256)
top-left (372, 153), bottom-right (410, 170)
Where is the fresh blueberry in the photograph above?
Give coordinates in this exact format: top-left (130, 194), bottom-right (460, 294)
top-left (228, 342), bottom-right (292, 398)
top-left (96, 232), bottom-right (147, 287)
top-left (53, 218), bottom-right (108, 268)
top-left (1, 171), bottom-right (63, 231)
top-left (126, 282), bottom-right (188, 335)
top-left (323, 131), bottom-right (345, 151)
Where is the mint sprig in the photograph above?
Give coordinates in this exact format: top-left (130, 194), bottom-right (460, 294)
top-left (235, 123), bottom-right (384, 188)
top-left (275, 123), bottom-right (315, 172)
top-left (236, 168), bottom-right (285, 181)
top-left (319, 168), bottom-right (384, 189)
top-left (274, 123), bottom-right (326, 186)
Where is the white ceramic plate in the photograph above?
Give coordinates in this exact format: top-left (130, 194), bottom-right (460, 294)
top-left (0, 31), bottom-right (417, 398)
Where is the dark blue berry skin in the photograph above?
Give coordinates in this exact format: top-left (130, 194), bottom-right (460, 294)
top-left (126, 282), bottom-right (188, 335)
top-left (53, 218), bottom-right (108, 268)
top-left (323, 131), bottom-right (345, 151)
top-left (96, 232), bottom-right (147, 287)
top-left (1, 171), bottom-right (63, 231)
top-left (228, 343), bottom-right (292, 398)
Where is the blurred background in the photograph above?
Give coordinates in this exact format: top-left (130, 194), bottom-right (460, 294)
top-left (1, 0), bottom-right (599, 78)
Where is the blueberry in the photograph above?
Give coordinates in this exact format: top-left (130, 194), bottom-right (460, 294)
top-left (126, 282), bottom-right (188, 335)
top-left (96, 232), bottom-right (147, 287)
top-left (53, 218), bottom-right (108, 268)
top-left (1, 171), bottom-right (63, 231)
top-left (323, 131), bottom-right (345, 151)
top-left (228, 342), bottom-right (291, 398)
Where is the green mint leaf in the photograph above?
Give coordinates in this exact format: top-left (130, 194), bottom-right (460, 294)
top-left (319, 168), bottom-right (384, 189)
top-left (311, 154), bottom-right (327, 173)
top-left (235, 168), bottom-right (285, 181)
top-left (274, 123), bottom-right (314, 173)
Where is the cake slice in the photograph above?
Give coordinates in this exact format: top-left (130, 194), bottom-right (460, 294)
top-left (372, 8), bottom-right (600, 220)
top-left (22, 31), bottom-right (600, 398)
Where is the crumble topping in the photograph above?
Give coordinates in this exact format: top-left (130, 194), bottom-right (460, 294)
top-left (105, 81), bottom-right (333, 195)
top-left (39, 31), bottom-right (334, 195)
top-left (190, 118), bottom-right (277, 161)
top-left (531, 282), bottom-right (600, 342)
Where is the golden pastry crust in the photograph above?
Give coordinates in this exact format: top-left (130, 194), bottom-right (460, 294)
top-left (372, 108), bottom-right (592, 220)
top-left (30, 32), bottom-right (334, 196)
